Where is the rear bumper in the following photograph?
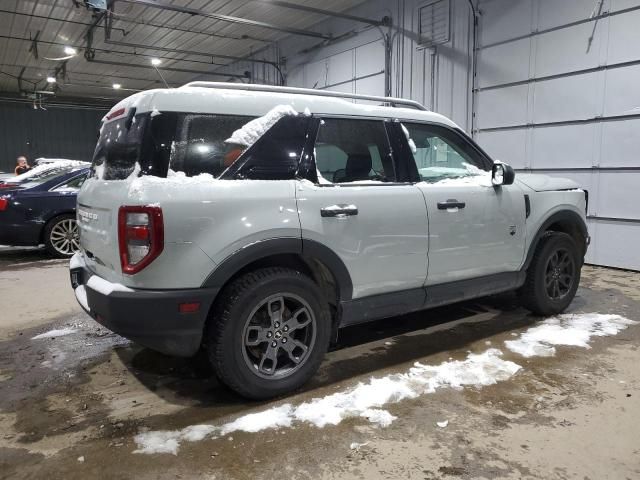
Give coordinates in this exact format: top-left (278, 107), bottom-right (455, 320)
top-left (70, 253), bottom-right (218, 357)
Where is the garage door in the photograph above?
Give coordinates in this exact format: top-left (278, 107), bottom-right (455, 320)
top-left (474, 0), bottom-right (640, 271)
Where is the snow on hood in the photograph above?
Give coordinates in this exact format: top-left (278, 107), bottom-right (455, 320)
top-left (516, 173), bottom-right (580, 192)
top-left (225, 104), bottom-right (300, 148)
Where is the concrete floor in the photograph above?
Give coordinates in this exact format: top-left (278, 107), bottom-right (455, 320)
top-left (0, 247), bottom-right (638, 480)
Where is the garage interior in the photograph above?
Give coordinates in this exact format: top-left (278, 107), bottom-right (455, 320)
top-left (1, 1), bottom-right (639, 479)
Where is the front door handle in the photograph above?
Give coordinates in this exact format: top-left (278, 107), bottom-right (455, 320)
top-left (437, 199), bottom-right (466, 210)
top-left (321, 204), bottom-right (358, 217)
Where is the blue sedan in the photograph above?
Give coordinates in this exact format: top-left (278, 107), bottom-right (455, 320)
top-left (0, 163), bottom-right (90, 257)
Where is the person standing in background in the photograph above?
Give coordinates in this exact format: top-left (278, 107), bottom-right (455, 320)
top-left (14, 156), bottom-right (31, 175)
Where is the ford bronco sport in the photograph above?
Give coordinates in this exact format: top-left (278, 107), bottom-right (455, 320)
top-left (70, 82), bottom-right (589, 399)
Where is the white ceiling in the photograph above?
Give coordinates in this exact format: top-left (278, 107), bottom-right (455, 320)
top-left (0, 0), bottom-right (368, 102)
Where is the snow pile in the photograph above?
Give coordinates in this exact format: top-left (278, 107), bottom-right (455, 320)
top-left (32, 327), bottom-right (78, 340)
top-left (133, 312), bottom-right (638, 456)
top-left (225, 105), bottom-right (299, 148)
top-left (133, 349), bottom-right (520, 455)
top-left (505, 313), bottom-right (637, 358)
top-left (13, 160), bottom-right (88, 182)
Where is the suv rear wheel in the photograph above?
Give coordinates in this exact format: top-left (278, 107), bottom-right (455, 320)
top-left (44, 214), bottom-right (80, 258)
top-left (207, 267), bottom-right (331, 399)
top-left (520, 232), bottom-right (581, 315)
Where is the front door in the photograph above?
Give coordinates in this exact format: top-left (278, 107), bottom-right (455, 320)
top-left (399, 122), bottom-right (526, 286)
top-left (296, 117), bottom-right (429, 300)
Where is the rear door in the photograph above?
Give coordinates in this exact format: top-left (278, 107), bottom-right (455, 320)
top-left (296, 117), bottom-right (429, 300)
top-left (399, 122), bottom-right (526, 285)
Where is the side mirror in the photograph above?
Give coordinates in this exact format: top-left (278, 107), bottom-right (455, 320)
top-left (492, 162), bottom-right (515, 186)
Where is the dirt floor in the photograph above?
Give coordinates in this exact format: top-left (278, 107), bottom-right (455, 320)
top-left (0, 247), bottom-right (639, 480)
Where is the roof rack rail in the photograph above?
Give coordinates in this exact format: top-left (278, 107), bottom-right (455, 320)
top-left (181, 82), bottom-right (428, 111)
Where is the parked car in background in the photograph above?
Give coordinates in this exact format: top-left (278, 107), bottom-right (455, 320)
top-left (0, 161), bottom-right (90, 257)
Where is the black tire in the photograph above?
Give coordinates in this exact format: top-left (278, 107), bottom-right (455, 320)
top-left (44, 214), bottom-right (80, 258)
top-left (520, 232), bottom-right (582, 315)
top-left (206, 267), bottom-right (331, 399)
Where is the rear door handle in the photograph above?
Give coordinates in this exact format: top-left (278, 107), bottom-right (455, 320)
top-left (437, 199), bottom-right (466, 210)
top-left (321, 204), bottom-right (358, 217)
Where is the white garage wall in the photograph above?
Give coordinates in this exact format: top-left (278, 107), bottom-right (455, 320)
top-left (217, 0), bottom-right (639, 271)
top-left (475, 0), bottom-right (640, 271)
top-left (216, 0), bottom-right (475, 131)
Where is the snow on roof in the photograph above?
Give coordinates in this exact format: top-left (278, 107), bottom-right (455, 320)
top-left (13, 159), bottom-right (89, 182)
top-left (104, 85), bottom-right (460, 130)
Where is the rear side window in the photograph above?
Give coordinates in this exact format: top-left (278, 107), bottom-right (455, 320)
top-left (52, 173), bottom-right (88, 191)
top-left (313, 119), bottom-right (396, 184)
top-left (170, 114), bottom-right (253, 177)
top-left (222, 115), bottom-right (311, 180)
top-left (92, 114), bottom-right (147, 180)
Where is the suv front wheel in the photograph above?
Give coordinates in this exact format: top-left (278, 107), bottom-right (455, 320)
top-left (520, 231), bottom-right (581, 315)
top-left (207, 267), bottom-right (331, 399)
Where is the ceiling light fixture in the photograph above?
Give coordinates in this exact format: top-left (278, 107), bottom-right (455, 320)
top-left (46, 76), bottom-right (56, 83)
top-left (113, 83), bottom-right (122, 90)
top-left (64, 46), bottom-right (77, 55)
top-left (150, 58), bottom-right (162, 66)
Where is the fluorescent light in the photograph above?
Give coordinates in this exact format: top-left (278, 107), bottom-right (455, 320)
top-left (64, 46), bottom-right (77, 55)
top-left (46, 76), bottom-right (56, 83)
top-left (150, 58), bottom-right (161, 66)
top-left (112, 83), bottom-right (122, 90)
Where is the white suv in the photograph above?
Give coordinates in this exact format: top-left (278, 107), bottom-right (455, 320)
top-left (70, 83), bottom-right (589, 399)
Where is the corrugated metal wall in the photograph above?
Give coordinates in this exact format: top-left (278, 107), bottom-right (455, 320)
top-left (0, 100), bottom-right (106, 173)
top-left (474, 0), bottom-right (640, 271)
top-left (226, 0), bottom-right (474, 131)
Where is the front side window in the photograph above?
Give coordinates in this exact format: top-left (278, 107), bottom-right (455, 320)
top-left (313, 119), bottom-right (396, 184)
top-left (401, 123), bottom-right (489, 182)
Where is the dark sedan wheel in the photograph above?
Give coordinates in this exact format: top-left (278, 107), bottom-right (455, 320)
top-left (207, 267), bottom-right (331, 399)
top-left (520, 232), bottom-right (581, 315)
top-left (44, 214), bottom-right (80, 258)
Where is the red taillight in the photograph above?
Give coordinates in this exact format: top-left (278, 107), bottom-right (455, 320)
top-left (179, 302), bottom-right (201, 314)
top-left (0, 183), bottom-right (19, 189)
top-left (0, 197), bottom-right (8, 211)
top-left (118, 205), bottom-right (164, 275)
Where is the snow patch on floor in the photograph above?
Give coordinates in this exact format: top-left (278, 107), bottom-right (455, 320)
top-left (505, 313), bottom-right (637, 358)
top-left (32, 327), bottom-right (78, 340)
top-left (133, 349), bottom-right (520, 455)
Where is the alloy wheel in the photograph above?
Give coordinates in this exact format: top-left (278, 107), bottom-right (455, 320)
top-left (241, 293), bottom-right (317, 379)
top-left (544, 248), bottom-right (575, 300)
top-left (49, 219), bottom-right (80, 256)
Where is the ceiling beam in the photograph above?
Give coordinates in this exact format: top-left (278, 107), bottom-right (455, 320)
top-left (87, 58), bottom-right (251, 80)
top-left (251, 0), bottom-right (390, 27)
top-left (116, 0), bottom-right (332, 39)
top-left (0, 35), bottom-right (230, 67)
